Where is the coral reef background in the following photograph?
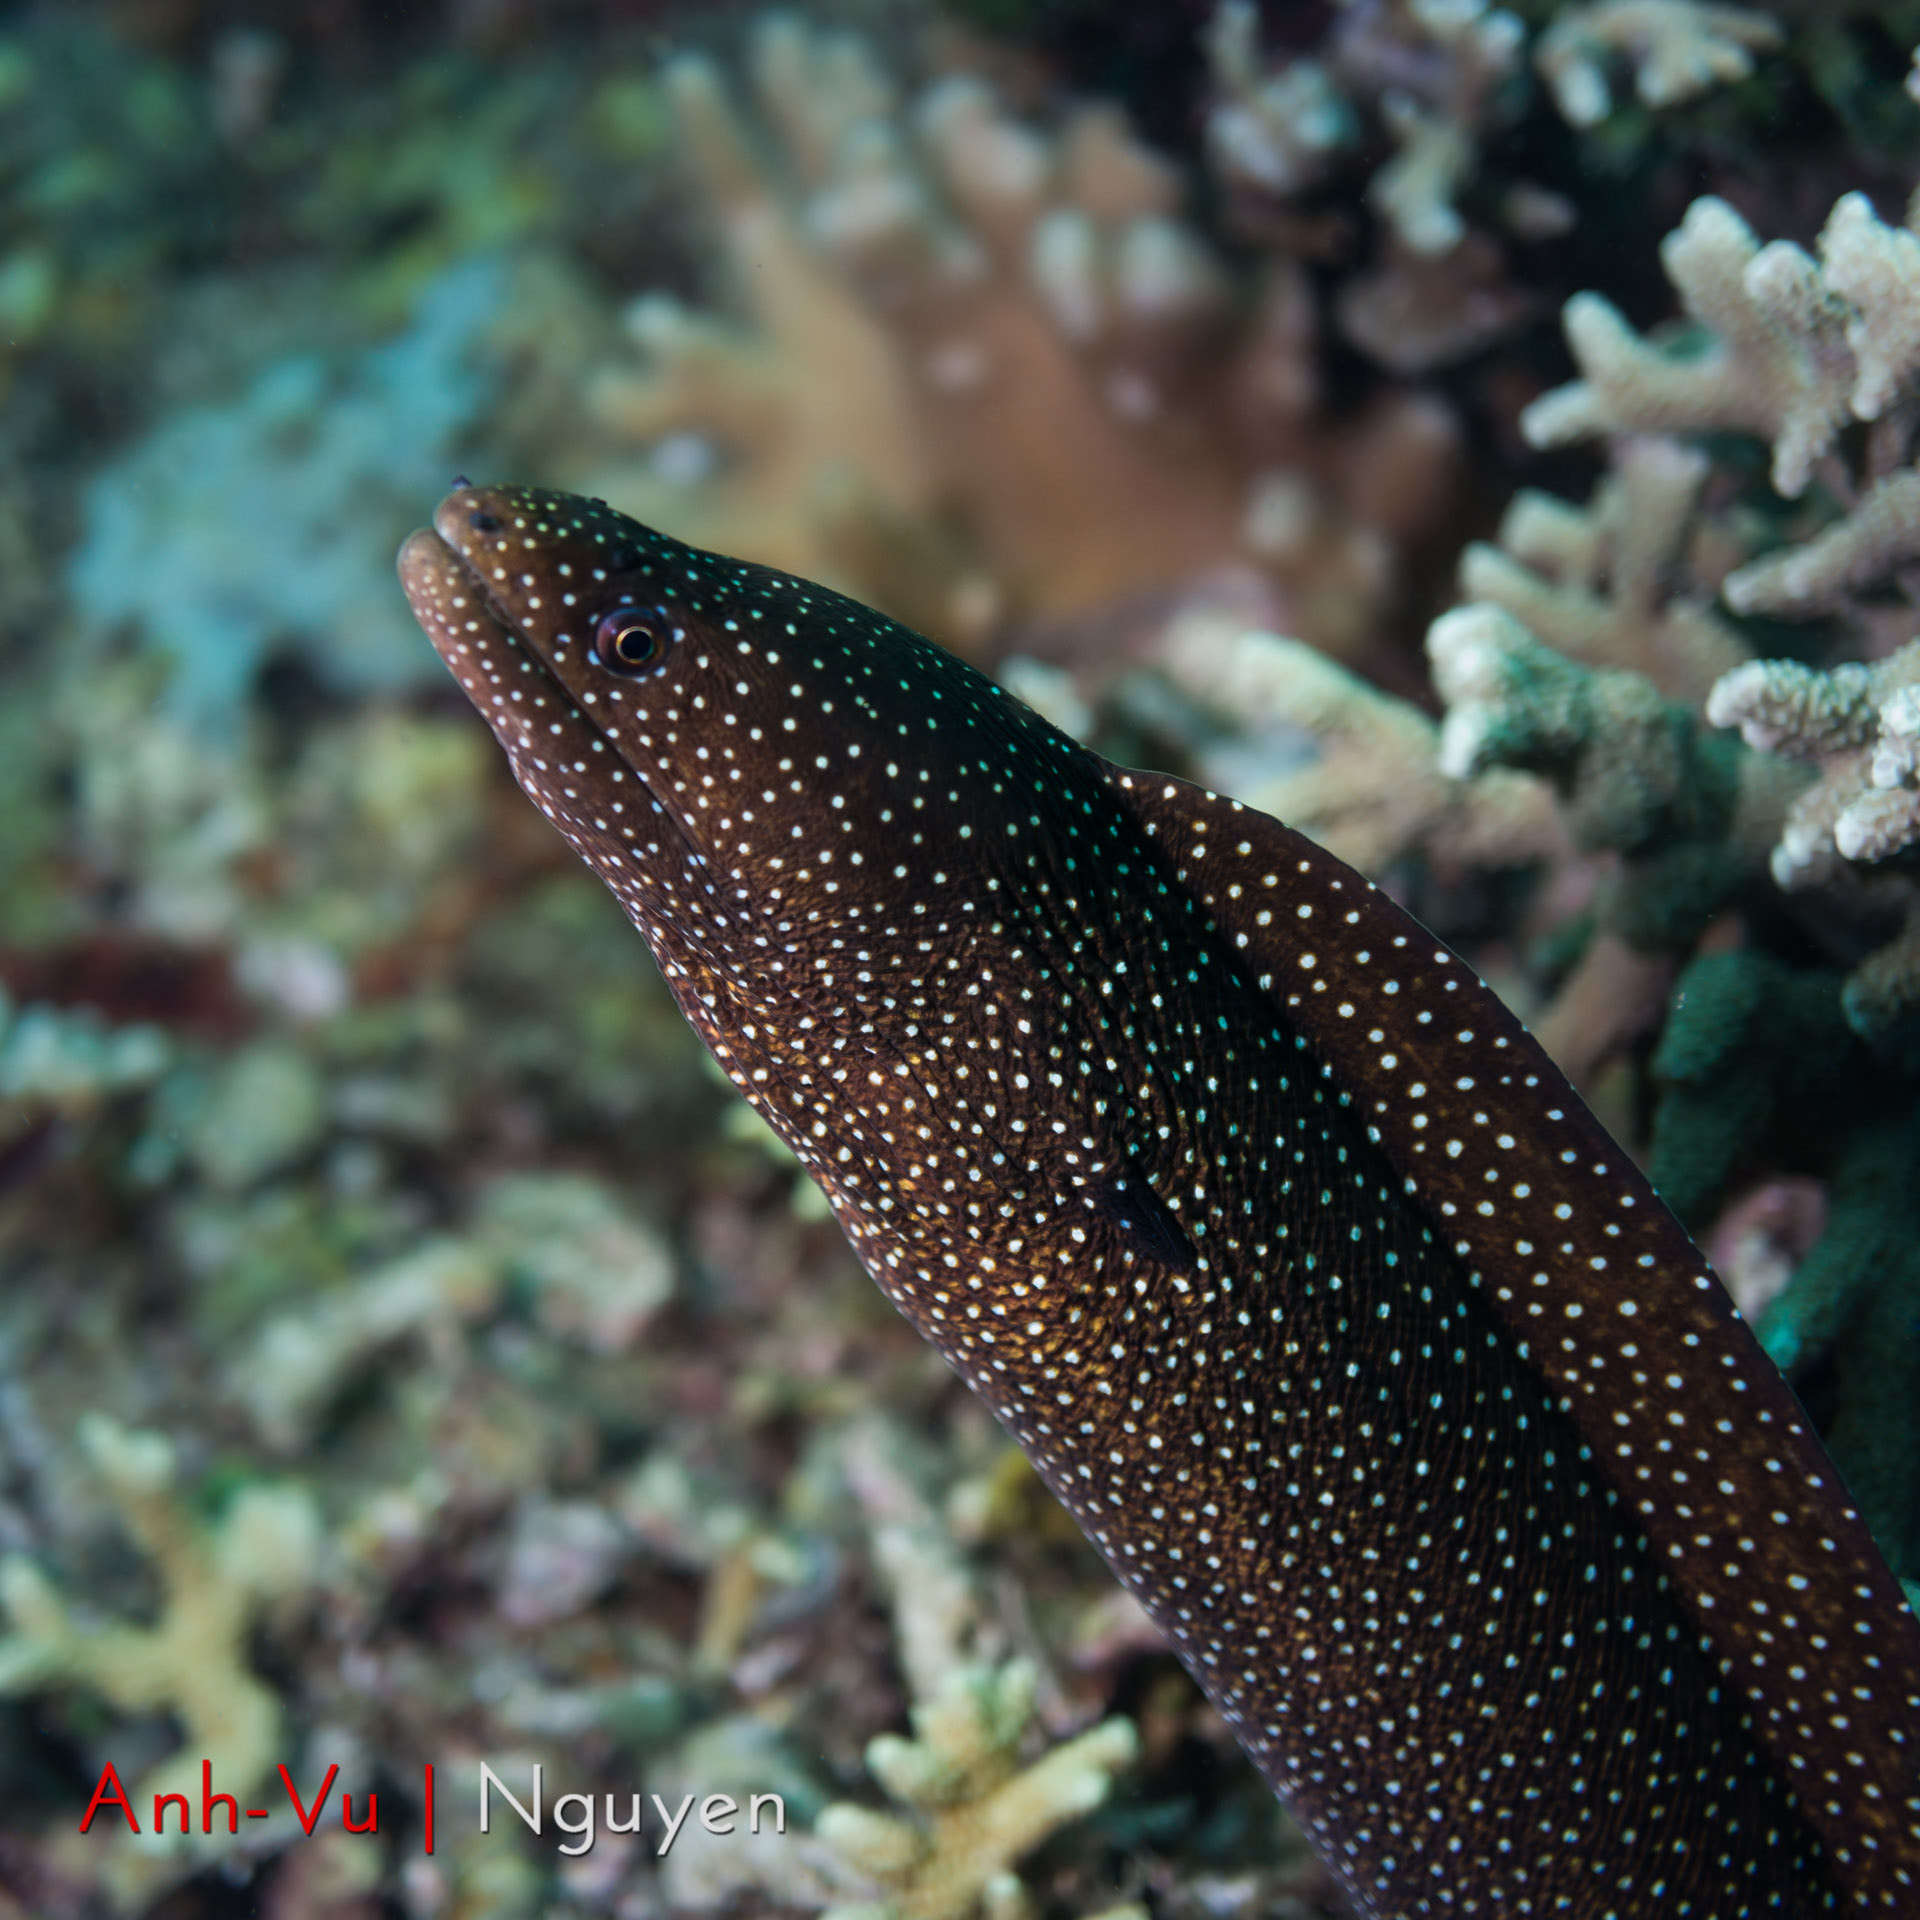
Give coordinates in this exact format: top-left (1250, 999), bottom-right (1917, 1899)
top-left (3, 0), bottom-right (1920, 1915)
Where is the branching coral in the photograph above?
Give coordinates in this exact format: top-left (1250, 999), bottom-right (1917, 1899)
top-left (578, 10), bottom-right (1450, 656)
top-left (586, 14), bottom-right (1240, 630)
top-left (1428, 602), bottom-right (1794, 947)
top-left (237, 1173), bottom-right (676, 1449)
top-left (1206, 0), bottom-right (1526, 232)
top-left (1424, 600), bottom-right (1803, 1086)
top-left (1152, 608), bottom-right (1565, 877)
top-left (807, 1421), bottom-right (1138, 1920)
top-left (837, 1417), bottom-right (986, 1705)
top-left (0, 1416), bottom-right (319, 1827)
top-left (1203, 0), bottom-right (1545, 374)
top-left (581, 35), bottom-right (949, 628)
top-left (631, 1414), bottom-right (1138, 1919)
top-left (1419, 177), bottom-right (1920, 1587)
top-left (1707, 640), bottom-right (1920, 1048)
top-left (1647, 950), bottom-right (1920, 1580)
top-left (1522, 191), bottom-right (1920, 499)
top-left (1496, 186), bottom-right (1920, 1063)
top-left (1363, 0), bottom-right (1527, 264)
top-left (1511, 183), bottom-right (1920, 1040)
top-left (1345, 0), bottom-right (1524, 261)
top-left (1457, 434), bottom-right (1748, 703)
top-left (1534, 1), bottom-right (1783, 127)
top-left (1108, 524), bottom-right (1766, 1084)
top-left (818, 1659), bottom-right (1138, 1920)
top-left (1723, 468), bottom-right (1920, 617)
top-left (1203, 2), bottom-right (1355, 197)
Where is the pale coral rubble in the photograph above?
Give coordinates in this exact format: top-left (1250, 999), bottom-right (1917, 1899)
top-left (4, 2), bottom-right (1920, 1916)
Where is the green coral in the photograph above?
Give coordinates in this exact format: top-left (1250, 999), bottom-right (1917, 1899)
top-left (1648, 949), bottom-right (1855, 1216)
top-left (1650, 948), bottom-right (1920, 1578)
top-left (1428, 602), bottom-right (1792, 949)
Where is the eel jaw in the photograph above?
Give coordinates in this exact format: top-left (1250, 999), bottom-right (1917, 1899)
top-left (400, 524), bottom-right (593, 768)
top-left (398, 521), bottom-right (719, 900)
top-left (399, 527), bottom-right (515, 715)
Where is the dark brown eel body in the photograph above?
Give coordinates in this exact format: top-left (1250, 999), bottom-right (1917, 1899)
top-left (400, 485), bottom-right (1920, 1918)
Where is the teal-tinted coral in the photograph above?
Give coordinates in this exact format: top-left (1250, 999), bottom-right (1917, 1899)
top-left (1428, 603), bottom-right (1788, 950)
top-left (67, 257), bottom-right (509, 723)
top-left (1650, 947), bottom-right (1920, 1580)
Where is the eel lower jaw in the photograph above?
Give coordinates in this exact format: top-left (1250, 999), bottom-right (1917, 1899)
top-left (399, 527), bottom-right (501, 685)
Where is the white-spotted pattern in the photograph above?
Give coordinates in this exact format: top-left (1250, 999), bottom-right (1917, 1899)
top-left (400, 487), bottom-right (1920, 1919)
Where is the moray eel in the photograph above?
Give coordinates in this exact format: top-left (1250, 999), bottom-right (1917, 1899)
top-left (401, 485), bottom-right (1920, 1918)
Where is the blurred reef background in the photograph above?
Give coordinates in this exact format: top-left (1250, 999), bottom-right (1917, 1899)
top-left (4, 0), bottom-right (1920, 1915)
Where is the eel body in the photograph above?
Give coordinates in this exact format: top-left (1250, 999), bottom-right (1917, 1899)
top-left (400, 485), bottom-right (1920, 1918)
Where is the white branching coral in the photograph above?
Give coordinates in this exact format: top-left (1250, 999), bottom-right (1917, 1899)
top-left (1709, 643), bottom-right (1920, 875)
top-left (1203, 1), bottom-right (1354, 196)
top-left (1724, 467), bottom-right (1920, 616)
top-left (1152, 608), bottom-right (1564, 876)
top-left (1459, 434), bottom-right (1748, 702)
top-left (1205, 0), bottom-right (1523, 261)
top-left (1371, 90), bottom-right (1478, 260)
top-left (837, 1418), bottom-right (984, 1706)
top-left (1524, 192), bottom-right (1920, 499)
top-left (817, 1659), bottom-right (1138, 1920)
top-left (809, 1421), bottom-right (1138, 1920)
top-left (1524, 196), bottom-right (1850, 496)
top-left (1522, 182), bottom-right (1920, 1048)
top-left (1497, 180), bottom-right (1920, 1050)
top-left (1368, 0), bottom-right (1525, 259)
top-left (0, 1416), bottom-right (319, 1827)
top-left (1424, 600), bottom-right (1806, 1081)
top-left (1427, 602), bottom-right (1700, 822)
top-left (1814, 190), bottom-right (1920, 422)
top-left (1707, 643), bottom-right (1920, 1045)
top-left (1201, 0), bottom-right (1565, 374)
top-left (1535, 1), bottom-right (1782, 128)
top-left (1427, 600), bottom-right (1796, 896)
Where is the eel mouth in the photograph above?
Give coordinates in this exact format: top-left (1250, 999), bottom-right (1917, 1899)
top-left (398, 519), bottom-right (718, 884)
top-left (400, 521), bottom-right (602, 760)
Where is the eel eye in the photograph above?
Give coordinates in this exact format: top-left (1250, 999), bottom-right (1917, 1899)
top-left (595, 606), bottom-right (666, 673)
